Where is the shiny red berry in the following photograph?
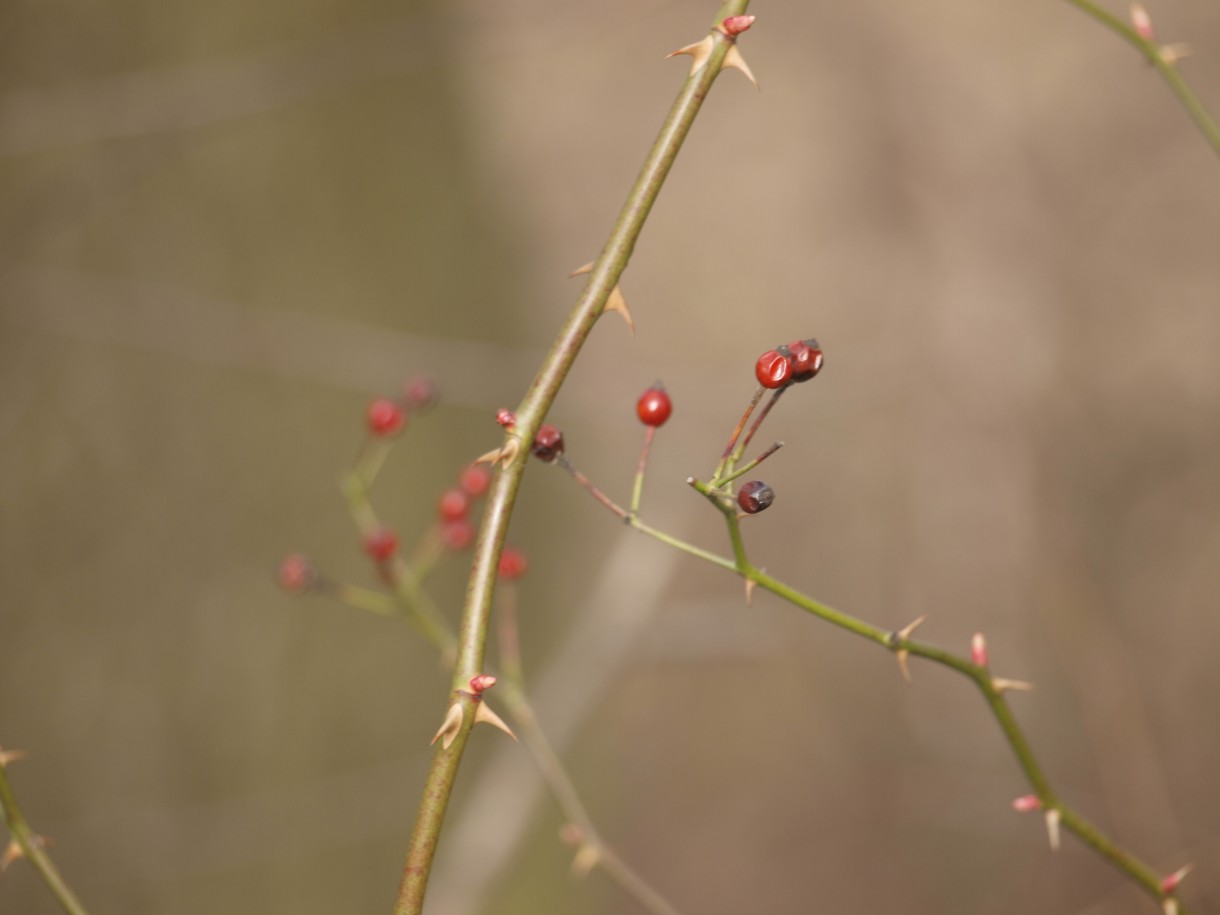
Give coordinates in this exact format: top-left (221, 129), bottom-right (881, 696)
top-left (737, 480), bottom-right (775, 514)
top-left (458, 464), bottom-right (492, 498)
top-left (787, 338), bottom-right (824, 382)
top-left (438, 487), bottom-right (470, 522)
top-left (367, 398), bottom-right (406, 436)
top-left (755, 350), bottom-right (792, 389)
top-left (441, 519), bottom-right (475, 551)
top-left (531, 424), bottom-right (565, 463)
top-left (404, 376), bottom-right (439, 412)
top-left (278, 554), bottom-right (317, 593)
top-left (636, 384), bottom-right (673, 427)
top-left (498, 546), bottom-right (528, 581)
top-left (363, 527), bottom-right (398, 560)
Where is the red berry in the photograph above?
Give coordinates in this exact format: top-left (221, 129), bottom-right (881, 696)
top-left (367, 398), bottom-right (406, 436)
top-left (363, 527), bottom-right (398, 561)
top-left (278, 554), bottom-right (317, 593)
top-left (755, 350), bottom-right (792, 389)
top-left (438, 487), bottom-right (470, 522)
top-left (636, 384), bottom-right (673, 427)
top-left (441, 519), bottom-right (475, 551)
top-left (737, 480), bottom-right (775, 514)
top-left (786, 338), bottom-right (824, 382)
top-left (458, 464), bottom-right (492, 498)
top-left (531, 424), bottom-right (565, 463)
top-left (498, 546), bottom-right (528, 581)
top-left (404, 376), bottom-right (439, 412)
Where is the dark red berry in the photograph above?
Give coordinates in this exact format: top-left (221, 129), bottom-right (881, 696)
top-left (636, 384), bottom-right (673, 427)
top-left (787, 338), bottom-right (824, 382)
top-left (438, 487), bottom-right (470, 522)
top-left (458, 464), bottom-right (492, 498)
top-left (367, 398), bottom-right (406, 436)
top-left (363, 527), bottom-right (398, 561)
top-left (737, 480), bottom-right (775, 514)
top-left (498, 546), bottom-right (528, 581)
top-left (404, 376), bottom-right (439, 412)
top-left (531, 424), bottom-right (565, 463)
top-left (441, 519), bottom-right (475, 551)
top-left (278, 554), bottom-right (317, 593)
top-left (755, 350), bottom-right (793, 389)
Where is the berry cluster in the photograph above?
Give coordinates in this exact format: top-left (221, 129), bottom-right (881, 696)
top-left (436, 463), bottom-right (493, 550)
top-left (754, 338), bottom-right (824, 389)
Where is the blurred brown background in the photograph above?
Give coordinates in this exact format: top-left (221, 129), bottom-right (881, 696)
top-left (2, 1), bottom-right (1219, 913)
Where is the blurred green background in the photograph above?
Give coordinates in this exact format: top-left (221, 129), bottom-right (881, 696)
top-left (3, 1), bottom-right (1219, 913)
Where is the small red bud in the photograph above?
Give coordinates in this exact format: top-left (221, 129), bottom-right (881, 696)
top-left (458, 464), bottom-right (492, 498)
top-left (1011, 794), bottom-right (1043, 813)
top-left (531, 424), bottom-right (565, 463)
top-left (404, 376), bottom-right (439, 412)
top-left (721, 14), bottom-right (755, 37)
top-left (1160, 864), bottom-right (1193, 895)
top-left (971, 633), bottom-right (989, 668)
top-left (1131, 3), bottom-right (1155, 42)
top-left (636, 383), bottom-right (673, 428)
top-left (438, 487), bottom-right (471, 522)
top-left (278, 554), bottom-right (317, 593)
top-left (469, 674), bottom-right (497, 694)
top-left (737, 480), bottom-right (775, 514)
top-left (366, 398), bottom-right (406, 436)
top-left (498, 546), bottom-right (529, 581)
top-left (363, 527), bottom-right (398, 561)
top-left (441, 519), bottom-right (475, 551)
top-left (755, 349), bottom-right (793, 389)
top-left (496, 409), bottom-right (517, 429)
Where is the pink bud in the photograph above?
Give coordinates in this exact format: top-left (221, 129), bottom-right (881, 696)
top-left (496, 409), bottom-right (516, 429)
top-left (469, 674), bottom-right (497, 694)
top-left (1130, 3), bottom-right (1155, 42)
top-left (721, 15), bottom-right (755, 37)
top-left (278, 554), bottom-right (317, 593)
top-left (1012, 794), bottom-right (1042, 813)
top-left (971, 633), bottom-right (989, 668)
top-left (1160, 864), bottom-right (1193, 895)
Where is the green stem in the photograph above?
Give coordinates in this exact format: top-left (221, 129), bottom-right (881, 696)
top-left (394, 5), bottom-right (753, 910)
top-left (1063, 0), bottom-right (1220, 160)
top-left (0, 757), bottom-right (91, 915)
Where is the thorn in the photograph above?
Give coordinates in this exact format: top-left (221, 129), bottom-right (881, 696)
top-left (475, 702), bottom-right (517, 741)
top-left (723, 46), bottom-right (758, 89)
top-left (971, 633), bottom-right (988, 668)
top-left (1, 840), bottom-right (22, 873)
top-left (475, 437), bottom-right (521, 467)
top-left (890, 614), bottom-right (927, 684)
top-left (431, 702), bottom-right (465, 750)
top-left (1161, 43), bottom-right (1192, 65)
top-left (1160, 863), bottom-right (1194, 895)
top-left (569, 262), bottom-right (633, 335)
top-left (569, 262), bottom-right (594, 277)
top-left (667, 36), bottom-right (714, 76)
top-left (571, 843), bottom-right (600, 878)
top-left (992, 677), bottom-right (1034, 693)
top-left (744, 577), bottom-right (757, 606)
top-left (1163, 901), bottom-right (1179, 915)
top-left (1045, 808), bottom-right (1061, 851)
top-left (1012, 794), bottom-right (1043, 813)
top-left (1130, 3), bottom-right (1155, 42)
top-left (0, 747), bottom-right (26, 768)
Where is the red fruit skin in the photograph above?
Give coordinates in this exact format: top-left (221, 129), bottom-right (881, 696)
top-left (441, 519), bottom-right (475, 551)
top-left (636, 385), bottom-right (673, 427)
top-left (438, 487), bottom-right (471, 522)
top-left (367, 398), bottom-right (406, 436)
top-left (498, 547), bottom-right (528, 581)
top-left (531, 424), bottom-right (565, 463)
top-left (459, 464), bottom-right (492, 498)
top-left (737, 480), bottom-right (775, 514)
top-left (363, 527), bottom-right (399, 561)
top-left (786, 339), bottom-right (824, 382)
top-left (278, 554), bottom-right (316, 593)
top-left (754, 350), bottom-right (793, 389)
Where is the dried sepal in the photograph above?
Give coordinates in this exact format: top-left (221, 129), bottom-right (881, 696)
top-left (431, 702), bottom-right (465, 750)
top-left (475, 702), bottom-right (517, 741)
